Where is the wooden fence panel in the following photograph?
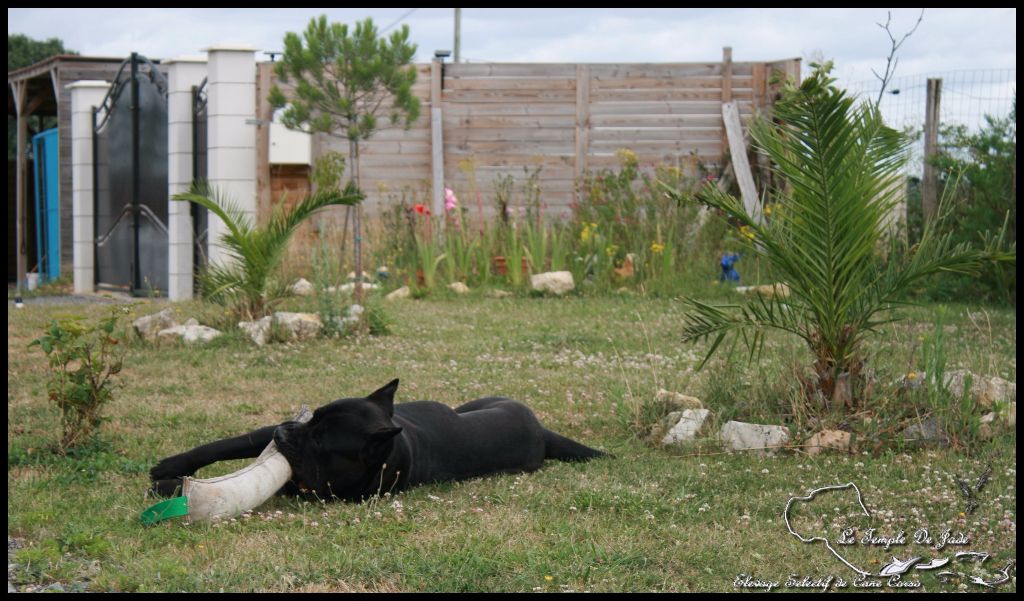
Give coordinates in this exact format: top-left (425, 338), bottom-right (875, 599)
top-left (267, 56), bottom-right (801, 218)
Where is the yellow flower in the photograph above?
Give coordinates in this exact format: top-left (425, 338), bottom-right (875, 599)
top-left (907, 371), bottom-right (918, 381)
top-left (739, 225), bottom-right (756, 240)
top-left (763, 204), bottom-right (772, 217)
top-left (544, 576), bottom-right (554, 582)
top-left (650, 241), bottom-right (665, 254)
top-left (605, 244), bottom-right (619, 257)
top-left (616, 147), bottom-right (638, 167)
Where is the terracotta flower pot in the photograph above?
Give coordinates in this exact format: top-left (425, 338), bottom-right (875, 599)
top-left (493, 256), bottom-right (508, 276)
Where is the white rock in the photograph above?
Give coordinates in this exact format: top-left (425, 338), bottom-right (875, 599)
top-left (449, 282), bottom-right (471, 295)
top-left (655, 389), bottom-right (704, 410)
top-left (291, 278), bottom-right (314, 297)
top-left (239, 316), bottom-right (272, 346)
top-left (385, 286), bottom-right (411, 301)
top-left (661, 409), bottom-right (712, 445)
top-left (157, 324), bottom-right (222, 344)
top-left (719, 421), bottom-right (790, 455)
top-left (530, 271), bottom-right (575, 295)
top-left (328, 282), bottom-right (379, 295)
top-left (133, 308), bottom-right (176, 341)
top-left (273, 312), bottom-right (323, 341)
top-left (734, 283), bottom-right (790, 298)
top-left (804, 430), bottom-right (852, 456)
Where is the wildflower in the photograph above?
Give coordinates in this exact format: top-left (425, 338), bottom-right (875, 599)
top-left (739, 225), bottom-right (755, 240)
top-left (605, 244), bottom-right (619, 257)
top-left (544, 576), bottom-right (554, 582)
top-left (907, 371), bottom-right (918, 381)
top-left (616, 147), bottom-right (638, 167)
top-left (763, 204), bottom-right (772, 217)
top-left (580, 222), bottom-right (596, 243)
top-left (444, 187), bottom-right (458, 212)
top-left (413, 203), bottom-right (431, 216)
top-left (650, 241), bottom-right (665, 254)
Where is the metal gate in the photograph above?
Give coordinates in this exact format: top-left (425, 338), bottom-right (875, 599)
top-left (191, 77), bottom-right (209, 281)
top-left (93, 52), bottom-right (168, 295)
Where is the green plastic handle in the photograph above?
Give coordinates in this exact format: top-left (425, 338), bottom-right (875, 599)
top-left (140, 496), bottom-right (189, 526)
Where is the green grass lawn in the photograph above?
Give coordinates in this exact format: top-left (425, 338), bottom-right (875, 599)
top-left (7, 294), bottom-right (1016, 592)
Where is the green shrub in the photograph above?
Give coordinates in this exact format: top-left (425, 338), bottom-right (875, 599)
top-left (29, 307), bottom-right (128, 451)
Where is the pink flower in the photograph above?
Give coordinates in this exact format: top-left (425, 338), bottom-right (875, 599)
top-left (444, 187), bottom-right (458, 212)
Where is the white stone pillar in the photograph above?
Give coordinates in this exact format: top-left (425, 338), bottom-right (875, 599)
top-left (203, 45), bottom-right (257, 267)
top-left (165, 57), bottom-right (208, 300)
top-left (68, 81), bottom-right (111, 294)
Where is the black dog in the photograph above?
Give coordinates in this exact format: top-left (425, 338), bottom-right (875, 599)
top-left (151, 379), bottom-right (608, 502)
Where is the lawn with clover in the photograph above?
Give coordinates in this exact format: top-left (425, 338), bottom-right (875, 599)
top-left (6, 295), bottom-right (1016, 592)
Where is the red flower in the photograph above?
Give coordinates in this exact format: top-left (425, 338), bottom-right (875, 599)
top-left (413, 204), bottom-right (431, 216)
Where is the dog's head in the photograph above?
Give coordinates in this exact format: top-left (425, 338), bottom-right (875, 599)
top-left (273, 379), bottom-right (403, 501)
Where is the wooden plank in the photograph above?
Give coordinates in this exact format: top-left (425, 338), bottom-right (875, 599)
top-left (444, 114), bottom-right (576, 129)
top-left (445, 77), bottom-right (576, 91)
top-left (447, 128), bottom-right (576, 143)
top-left (722, 100), bottom-right (761, 224)
top-left (575, 64), bottom-right (591, 188)
top-left (588, 140), bottom-right (722, 155)
top-left (589, 63), bottom-right (722, 78)
top-left (444, 89), bottom-right (576, 103)
top-left (590, 113), bottom-right (722, 127)
top-left (591, 76), bottom-right (742, 90)
top-left (590, 127), bottom-right (721, 141)
top-left (588, 100), bottom-right (722, 116)
top-left (752, 62), bottom-right (766, 112)
top-left (360, 141), bottom-right (433, 155)
top-left (591, 89), bottom-right (753, 102)
top-left (444, 103), bottom-right (577, 117)
top-left (445, 141), bottom-right (576, 155)
top-left (447, 63), bottom-right (577, 78)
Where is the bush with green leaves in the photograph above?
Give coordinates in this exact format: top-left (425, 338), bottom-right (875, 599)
top-left (29, 308), bottom-right (127, 451)
top-left (173, 181), bottom-right (363, 322)
top-left (662, 63), bottom-right (1014, 415)
top-left (915, 100), bottom-right (1016, 304)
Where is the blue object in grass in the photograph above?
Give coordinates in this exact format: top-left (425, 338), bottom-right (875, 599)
top-left (720, 253), bottom-right (741, 283)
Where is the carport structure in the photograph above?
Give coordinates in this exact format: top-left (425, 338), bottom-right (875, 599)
top-left (8, 55), bottom-right (128, 290)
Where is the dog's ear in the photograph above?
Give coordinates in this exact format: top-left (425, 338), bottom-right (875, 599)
top-left (368, 426), bottom-right (403, 444)
top-left (367, 379), bottom-right (399, 417)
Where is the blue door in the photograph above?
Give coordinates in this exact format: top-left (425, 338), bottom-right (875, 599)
top-left (32, 128), bottom-right (60, 282)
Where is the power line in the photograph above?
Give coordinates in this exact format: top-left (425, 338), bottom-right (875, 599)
top-left (381, 8), bottom-right (418, 34)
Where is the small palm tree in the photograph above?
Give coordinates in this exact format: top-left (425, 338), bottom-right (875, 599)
top-left (662, 64), bottom-right (1013, 412)
top-left (173, 182), bottom-right (363, 322)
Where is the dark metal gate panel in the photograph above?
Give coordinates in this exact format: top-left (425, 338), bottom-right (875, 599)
top-left (93, 53), bottom-right (168, 296)
top-left (192, 78), bottom-right (209, 278)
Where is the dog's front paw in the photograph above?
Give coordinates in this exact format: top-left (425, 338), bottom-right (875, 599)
top-left (150, 455), bottom-right (195, 482)
top-left (150, 478), bottom-right (184, 498)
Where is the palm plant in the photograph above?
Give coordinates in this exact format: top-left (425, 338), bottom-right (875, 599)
top-left (661, 64), bottom-right (1013, 412)
top-left (173, 181), bottom-right (363, 322)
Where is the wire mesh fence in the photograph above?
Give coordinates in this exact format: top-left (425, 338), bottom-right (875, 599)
top-left (849, 68), bottom-right (1016, 174)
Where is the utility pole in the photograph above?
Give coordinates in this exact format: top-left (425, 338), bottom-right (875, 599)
top-left (454, 8), bottom-right (462, 63)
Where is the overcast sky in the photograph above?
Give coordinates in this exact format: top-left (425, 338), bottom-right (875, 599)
top-left (9, 7), bottom-right (1017, 128)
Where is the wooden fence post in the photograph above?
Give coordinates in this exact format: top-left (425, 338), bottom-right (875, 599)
top-left (574, 64), bottom-right (591, 202)
top-left (921, 77), bottom-right (942, 222)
